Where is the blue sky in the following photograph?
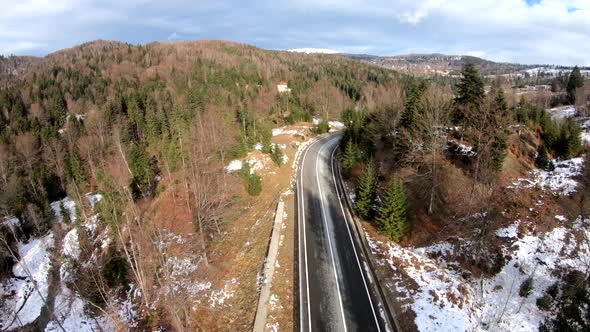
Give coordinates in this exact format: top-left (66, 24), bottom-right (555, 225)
top-left (0, 0), bottom-right (588, 65)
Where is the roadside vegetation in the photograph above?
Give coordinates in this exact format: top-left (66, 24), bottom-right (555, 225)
top-left (337, 58), bottom-right (590, 330)
top-left (0, 40), bottom-right (401, 330)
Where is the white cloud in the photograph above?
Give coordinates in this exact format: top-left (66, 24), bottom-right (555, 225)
top-left (0, 0), bottom-right (588, 65)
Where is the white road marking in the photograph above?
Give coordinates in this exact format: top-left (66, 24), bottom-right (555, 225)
top-left (299, 137), bottom-right (324, 332)
top-left (316, 140), bottom-right (348, 332)
top-left (329, 140), bottom-right (382, 331)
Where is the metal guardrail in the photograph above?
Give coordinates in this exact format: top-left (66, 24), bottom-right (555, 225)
top-left (331, 150), bottom-right (403, 332)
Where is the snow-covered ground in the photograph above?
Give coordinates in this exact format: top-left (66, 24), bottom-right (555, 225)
top-left (0, 234), bottom-right (54, 330)
top-left (509, 157), bottom-right (584, 195)
top-left (370, 214), bottom-right (590, 332)
top-left (272, 127), bottom-right (306, 137)
top-left (368, 235), bottom-right (473, 331)
top-left (547, 106), bottom-right (576, 120)
top-left (524, 67), bottom-right (590, 78)
top-left (447, 141), bottom-right (477, 157)
top-left (366, 151), bottom-right (588, 331)
top-left (0, 193), bottom-right (115, 331)
top-left (47, 287), bottom-right (114, 331)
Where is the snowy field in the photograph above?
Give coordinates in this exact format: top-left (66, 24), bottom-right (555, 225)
top-left (509, 157), bottom-right (584, 196)
top-left (368, 155), bottom-right (589, 331)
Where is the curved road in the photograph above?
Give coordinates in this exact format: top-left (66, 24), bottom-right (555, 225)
top-left (297, 132), bottom-right (384, 332)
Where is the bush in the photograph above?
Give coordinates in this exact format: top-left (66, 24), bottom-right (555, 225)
top-left (491, 250), bottom-right (506, 274)
top-left (535, 145), bottom-right (551, 169)
top-left (244, 173), bottom-right (262, 196)
top-left (312, 119), bottom-right (330, 134)
top-left (101, 244), bottom-right (129, 289)
top-left (537, 295), bottom-right (552, 311)
top-left (240, 163), bottom-right (262, 196)
top-left (270, 144), bottom-right (284, 167)
top-left (490, 134), bottom-right (508, 171)
top-left (519, 277), bottom-right (534, 297)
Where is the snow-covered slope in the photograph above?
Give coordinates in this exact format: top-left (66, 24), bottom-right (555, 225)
top-left (288, 48), bottom-right (340, 54)
top-left (367, 155), bottom-right (589, 331)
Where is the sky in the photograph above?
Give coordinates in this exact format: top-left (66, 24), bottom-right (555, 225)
top-left (0, 0), bottom-right (589, 65)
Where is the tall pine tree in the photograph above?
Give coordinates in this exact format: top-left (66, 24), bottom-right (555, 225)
top-left (452, 61), bottom-right (484, 125)
top-left (356, 161), bottom-right (377, 220)
top-left (567, 66), bottom-right (584, 105)
top-left (376, 177), bottom-right (410, 243)
top-left (340, 139), bottom-right (359, 175)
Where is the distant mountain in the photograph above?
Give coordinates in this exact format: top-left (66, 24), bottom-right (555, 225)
top-left (345, 53), bottom-right (534, 76)
top-left (288, 48), bottom-right (340, 54)
top-left (0, 55), bottom-right (41, 81)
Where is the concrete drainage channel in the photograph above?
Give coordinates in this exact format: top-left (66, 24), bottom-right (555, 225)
top-left (253, 201), bottom-right (285, 332)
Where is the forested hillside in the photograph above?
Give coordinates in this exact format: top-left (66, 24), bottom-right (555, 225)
top-left (338, 60), bottom-right (590, 331)
top-left (0, 40), bottom-right (403, 330)
top-left (2, 38), bottom-right (589, 331)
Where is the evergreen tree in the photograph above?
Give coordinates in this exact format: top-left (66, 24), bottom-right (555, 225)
top-left (541, 115), bottom-right (560, 148)
top-left (240, 162), bottom-right (262, 196)
top-left (376, 177), bottom-right (410, 243)
top-left (270, 144), bottom-right (284, 167)
top-left (452, 62), bottom-right (485, 125)
top-left (490, 134), bottom-right (508, 171)
top-left (66, 150), bottom-right (86, 186)
top-left (340, 139), bottom-right (359, 175)
top-left (567, 66), bottom-right (584, 105)
top-left (494, 88), bottom-right (508, 115)
top-left (556, 119), bottom-right (582, 159)
top-left (60, 201), bottom-right (71, 224)
top-left (356, 161), bottom-right (377, 220)
top-left (400, 85), bottom-right (419, 128)
top-left (128, 142), bottom-right (157, 199)
top-left (261, 127), bottom-right (272, 154)
top-left (535, 144), bottom-right (550, 169)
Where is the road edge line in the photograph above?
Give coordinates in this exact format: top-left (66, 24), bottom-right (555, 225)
top-left (331, 146), bottom-right (403, 332)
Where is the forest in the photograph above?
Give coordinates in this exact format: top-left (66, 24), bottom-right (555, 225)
top-left (0, 39), bottom-right (589, 330)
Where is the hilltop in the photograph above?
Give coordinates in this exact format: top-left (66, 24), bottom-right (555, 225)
top-left (0, 39), bottom-right (402, 331)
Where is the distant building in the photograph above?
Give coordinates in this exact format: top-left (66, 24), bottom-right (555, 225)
top-left (277, 84), bottom-right (291, 93)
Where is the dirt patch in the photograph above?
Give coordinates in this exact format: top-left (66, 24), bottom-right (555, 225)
top-left (179, 124), bottom-right (310, 331)
top-left (263, 192), bottom-right (295, 331)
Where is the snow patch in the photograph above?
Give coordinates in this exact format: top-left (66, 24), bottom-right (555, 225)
top-left (495, 221), bottom-right (519, 239)
top-left (547, 106), bottom-right (576, 120)
top-left (62, 228), bottom-right (80, 259)
top-left (510, 157), bottom-right (584, 196)
top-left (209, 278), bottom-right (239, 308)
top-left (50, 197), bottom-right (77, 223)
top-left (0, 234), bottom-right (55, 329)
top-left (288, 48), bottom-right (340, 54)
top-left (225, 160), bottom-right (243, 173)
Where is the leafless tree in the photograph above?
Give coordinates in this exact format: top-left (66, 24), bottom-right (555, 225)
top-left (0, 143), bottom-right (14, 187)
top-left (415, 86), bottom-right (451, 214)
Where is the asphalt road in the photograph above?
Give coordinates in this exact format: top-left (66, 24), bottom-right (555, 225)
top-left (297, 132), bottom-right (382, 332)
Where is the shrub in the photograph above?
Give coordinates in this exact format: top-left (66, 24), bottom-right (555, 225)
top-left (535, 145), bottom-right (550, 169)
top-left (270, 144), bottom-right (284, 167)
top-left (101, 244), bottom-right (129, 289)
top-left (240, 162), bottom-right (262, 196)
top-left (244, 173), bottom-right (262, 196)
top-left (519, 277), bottom-right (534, 297)
top-left (537, 295), bottom-right (552, 311)
top-left (312, 119), bottom-right (330, 134)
